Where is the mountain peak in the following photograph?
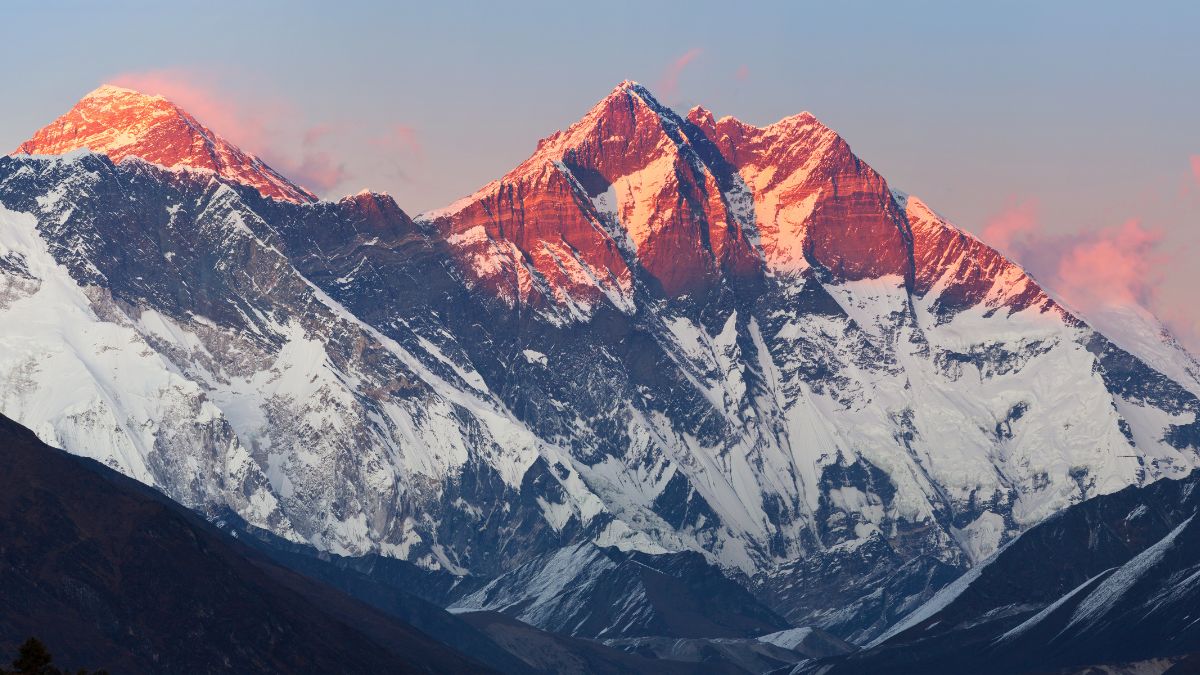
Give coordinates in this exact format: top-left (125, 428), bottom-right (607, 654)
top-left (687, 104), bottom-right (714, 123)
top-left (594, 80), bottom-right (664, 115)
top-left (81, 83), bottom-right (156, 100)
top-left (425, 79), bottom-right (920, 310)
top-left (13, 84), bottom-right (315, 204)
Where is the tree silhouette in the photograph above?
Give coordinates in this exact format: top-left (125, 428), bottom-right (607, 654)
top-left (0, 638), bottom-right (106, 675)
top-left (11, 638), bottom-right (52, 674)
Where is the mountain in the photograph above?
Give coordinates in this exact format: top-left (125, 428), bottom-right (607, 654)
top-left (0, 411), bottom-right (490, 673)
top-left (753, 531), bottom-right (962, 643)
top-left (2, 81), bottom-right (1199, 644)
top-left (605, 627), bottom-right (855, 674)
top-left (447, 542), bottom-right (791, 640)
top-left (14, 85), bottom-right (314, 203)
top-left (797, 470), bottom-right (1200, 673)
top-left (213, 512), bottom-right (481, 607)
top-left (455, 612), bottom-right (746, 675)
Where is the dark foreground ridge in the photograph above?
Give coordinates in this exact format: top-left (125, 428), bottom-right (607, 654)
top-left (0, 412), bottom-right (489, 674)
top-left (0, 412), bottom-right (787, 673)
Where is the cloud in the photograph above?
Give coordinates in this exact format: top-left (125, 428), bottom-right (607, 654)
top-left (285, 123), bottom-right (350, 191)
top-left (379, 124), bottom-right (423, 158)
top-left (1051, 218), bottom-right (1165, 313)
top-left (981, 197), bottom-right (1038, 253)
top-left (1191, 155), bottom-right (1200, 189)
top-left (657, 48), bottom-right (702, 101)
top-left (979, 200), bottom-right (1185, 346)
top-left (303, 123), bottom-right (337, 146)
top-left (735, 64), bottom-right (750, 81)
top-left (366, 124), bottom-right (425, 186)
top-left (109, 68), bottom-right (284, 155)
top-left (103, 68), bottom-right (421, 198)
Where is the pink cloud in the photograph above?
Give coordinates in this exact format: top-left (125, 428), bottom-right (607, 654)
top-left (1052, 218), bottom-right (1165, 313)
top-left (657, 48), bottom-right (703, 101)
top-left (108, 68), bottom-right (285, 155)
top-left (981, 197), bottom-right (1038, 253)
top-left (103, 68), bottom-right (382, 195)
top-left (735, 64), bottom-right (750, 81)
top-left (980, 200), bottom-right (1172, 330)
top-left (287, 123), bottom-right (350, 191)
top-left (303, 123), bottom-right (338, 146)
top-left (1191, 155), bottom-right (1200, 188)
top-left (380, 124), bottom-right (423, 158)
top-left (368, 124), bottom-right (425, 186)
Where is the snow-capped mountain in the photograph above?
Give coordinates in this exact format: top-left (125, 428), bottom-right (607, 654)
top-left (15, 85), bottom-right (315, 203)
top-left (2, 81), bottom-right (1198, 643)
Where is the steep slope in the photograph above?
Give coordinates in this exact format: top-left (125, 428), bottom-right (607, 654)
top-left (753, 532), bottom-right (962, 643)
top-left (424, 80), bottom-right (760, 314)
top-left (0, 153), bottom-right (615, 575)
top-left (214, 512), bottom-right (481, 607)
top-left (605, 628), bottom-right (854, 674)
top-left (14, 85), bottom-right (314, 203)
top-left (3, 81), bottom-right (1200, 645)
top-left (448, 542), bottom-right (790, 640)
top-left (798, 471), bottom-right (1200, 673)
top-left (457, 612), bottom-right (745, 675)
top-left (0, 412), bottom-right (489, 674)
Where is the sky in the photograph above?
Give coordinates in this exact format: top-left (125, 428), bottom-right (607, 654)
top-left (2, 1), bottom-right (1198, 349)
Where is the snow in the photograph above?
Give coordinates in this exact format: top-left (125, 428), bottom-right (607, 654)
top-left (998, 568), bottom-right (1114, 642)
top-left (522, 349), bottom-right (548, 365)
top-left (1066, 516), bottom-right (1193, 631)
top-left (19, 86), bottom-right (315, 203)
top-left (871, 515), bottom-right (1026, 647)
top-left (952, 511), bottom-right (1007, 564)
top-left (449, 542), bottom-right (617, 625)
top-left (591, 183), bottom-right (618, 220)
top-left (0, 204), bottom-right (290, 535)
top-left (1079, 303), bottom-right (1200, 397)
top-left (417, 180), bottom-right (499, 221)
top-left (998, 516), bottom-right (1196, 643)
top-left (757, 627), bottom-right (815, 650)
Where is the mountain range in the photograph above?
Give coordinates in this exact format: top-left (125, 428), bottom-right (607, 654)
top-left (2, 81), bottom-right (1200, 672)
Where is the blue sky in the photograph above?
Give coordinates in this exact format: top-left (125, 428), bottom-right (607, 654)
top-left (3, 1), bottom-right (1198, 345)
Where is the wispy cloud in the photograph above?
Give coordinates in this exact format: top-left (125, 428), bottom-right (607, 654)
top-left (981, 197), bottom-right (1038, 254)
top-left (104, 68), bottom-right (419, 197)
top-left (1051, 218), bottom-right (1165, 313)
top-left (379, 124), bottom-right (423, 158)
top-left (735, 64), bottom-right (750, 81)
top-left (109, 68), bottom-right (281, 153)
top-left (657, 48), bottom-right (702, 101)
top-left (980, 200), bottom-right (1184, 346)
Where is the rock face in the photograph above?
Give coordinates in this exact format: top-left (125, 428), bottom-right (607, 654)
top-left (687, 104), bottom-right (911, 281)
top-left (3, 81), bottom-right (1200, 644)
top-left (14, 85), bottom-right (314, 203)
